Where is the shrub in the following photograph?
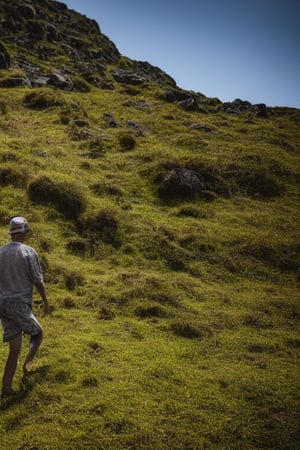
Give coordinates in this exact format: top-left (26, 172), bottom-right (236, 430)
top-left (0, 167), bottom-right (27, 187)
top-left (134, 305), bottom-right (168, 319)
top-left (79, 207), bottom-right (120, 245)
top-left (227, 165), bottom-right (283, 197)
top-left (83, 138), bottom-right (106, 159)
top-left (23, 88), bottom-right (65, 109)
top-left (170, 321), bottom-right (210, 339)
top-left (64, 270), bottom-right (85, 290)
top-left (80, 161), bottom-right (92, 170)
top-left (63, 297), bottom-right (75, 308)
top-left (82, 377), bottom-right (98, 387)
top-left (28, 175), bottom-right (87, 219)
top-left (60, 103), bottom-right (88, 125)
top-left (97, 306), bottom-right (116, 320)
top-left (118, 133), bottom-right (136, 151)
top-left (60, 111), bottom-right (70, 125)
top-left (65, 238), bottom-right (89, 256)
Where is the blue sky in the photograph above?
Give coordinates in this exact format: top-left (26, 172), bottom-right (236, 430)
top-left (63, 0), bottom-right (299, 108)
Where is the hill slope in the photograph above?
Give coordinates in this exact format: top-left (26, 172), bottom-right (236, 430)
top-left (0, 1), bottom-right (299, 449)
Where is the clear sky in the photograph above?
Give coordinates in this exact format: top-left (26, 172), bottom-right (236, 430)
top-left (62, 0), bottom-right (300, 108)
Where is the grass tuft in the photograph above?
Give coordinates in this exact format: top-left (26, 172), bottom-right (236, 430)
top-left (23, 88), bottom-right (65, 109)
top-left (0, 166), bottom-right (28, 187)
top-left (170, 320), bottom-right (212, 339)
top-left (118, 132), bottom-right (136, 150)
top-left (28, 175), bottom-right (87, 219)
top-left (78, 207), bottom-right (121, 245)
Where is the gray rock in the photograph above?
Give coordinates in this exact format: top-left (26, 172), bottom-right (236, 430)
top-left (177, 97), bottom-right (199, 111)
top-left (113, 69), bottom-right (147, 85)
top-left (47, 72), bottom-right (73, 90)
top-left (162, 167), bottom-right (204, 196)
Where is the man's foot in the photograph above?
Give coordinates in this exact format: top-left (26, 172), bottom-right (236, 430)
top-left (22, 363), bottom-right (43, 382)
top-left (23, 362), bottom-right (35, 376)
top-left (1, 389), bottom-right (18, 400)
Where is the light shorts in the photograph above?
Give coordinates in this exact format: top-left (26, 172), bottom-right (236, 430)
top-left (0, 299), bottom-right (43, 342)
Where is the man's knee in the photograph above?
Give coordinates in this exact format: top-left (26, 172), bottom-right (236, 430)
top-left (30, 331), bottom-right (43, 349)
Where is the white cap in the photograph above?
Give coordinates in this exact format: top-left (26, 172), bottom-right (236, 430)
top-left (9, 217), bottom-right (31, 235)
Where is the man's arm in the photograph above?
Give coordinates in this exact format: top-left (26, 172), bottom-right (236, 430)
top-left (34, 281), bottom-right (50, 315)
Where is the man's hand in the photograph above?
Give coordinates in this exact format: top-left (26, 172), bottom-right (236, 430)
top-left (42, 303), bottom-right (53, 316)
top-left (34, 282), bottom-right (52, 315)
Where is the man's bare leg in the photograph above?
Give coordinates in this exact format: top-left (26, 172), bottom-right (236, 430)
top-left (23, 331), bottom-right (43, 376)
top-left (1, 333), bottom-right (22, 398)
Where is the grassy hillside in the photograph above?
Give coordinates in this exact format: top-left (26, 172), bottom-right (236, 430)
top-left (0, 65), bottom-right (300, 448)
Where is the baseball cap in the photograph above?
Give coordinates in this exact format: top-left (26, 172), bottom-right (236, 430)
top-left (9, 216), bottom-right (31, 235)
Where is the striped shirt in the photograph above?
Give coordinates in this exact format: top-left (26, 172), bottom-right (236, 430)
top-left (0, 241), bottom-right (44, 305)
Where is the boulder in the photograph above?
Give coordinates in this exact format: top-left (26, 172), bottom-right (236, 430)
top-left (253, 103), bottom-right (267, 117)
top-left (157, 166), bottom-right (231, 199)
top-left (103, 113), bottom-right (118, 128)
top-left (127, 120), bottom-right (144, 136)
top-left (73, 119), bottom-right (89, 127)
top-left (112, 69), bottom-right (147, 85)
top-left (189, 124), bottom-right (217, 134)
top-left (162, 167), bottom-right (204, 196)
top-left (177, 97), bottom-right (199, 111)
top-left (223, 99), bottom-right (268, 117)
top-left (47, 72), bottom-right (73, 90)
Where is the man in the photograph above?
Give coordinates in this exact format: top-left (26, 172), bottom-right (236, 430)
top-left (0, 216), bottom-right (50, 399)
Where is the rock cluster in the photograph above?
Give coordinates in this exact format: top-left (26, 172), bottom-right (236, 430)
top-left (223, 98), bottom-right (267, 117)
top-left (0, 0), bottom-right (120, 89)
top-left (0, 0), bottom-right (267, 116)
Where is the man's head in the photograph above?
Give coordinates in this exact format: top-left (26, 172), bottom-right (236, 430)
top-left (9, 216), bottom-right (31, 237)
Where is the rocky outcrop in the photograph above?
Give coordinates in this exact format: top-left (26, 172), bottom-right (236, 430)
top-left (223, 98), bottom-right (267, 117)
top-left (157, 166), bottom-right (231, 200)
top-left (0, 0), bottom-right (120, 89)
top-left (113, 60), bottom-right (177, 88)
top-left (113, 69), bottom-right (148, 86)
top-left (0, 0), bottom-right (270, 114)
top-left (0, 0), bottom-right (179, 94)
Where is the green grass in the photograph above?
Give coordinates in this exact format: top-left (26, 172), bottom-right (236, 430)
top-left (0, 83), bottom-right (299, 449)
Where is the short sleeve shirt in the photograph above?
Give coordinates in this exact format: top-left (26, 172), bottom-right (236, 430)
top-left (0, 242), bottom-right (44, 305)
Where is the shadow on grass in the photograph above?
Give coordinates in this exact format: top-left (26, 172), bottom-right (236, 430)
top-left (0, 365), bottom-right (50, 410)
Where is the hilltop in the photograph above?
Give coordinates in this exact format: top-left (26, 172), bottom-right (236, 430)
top-left (0, 1), bottom-right (299, 449)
